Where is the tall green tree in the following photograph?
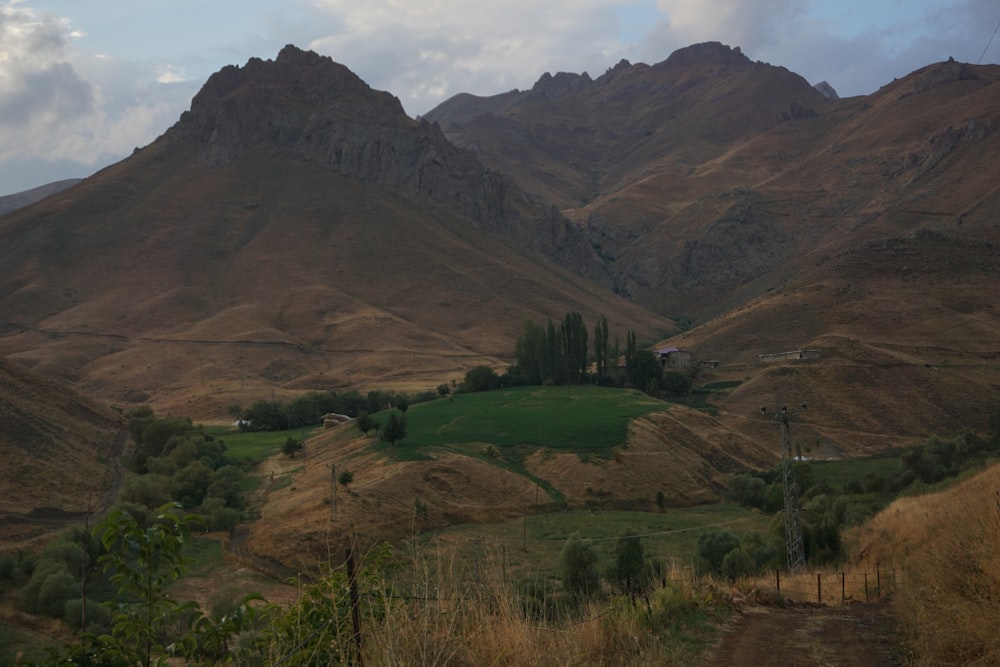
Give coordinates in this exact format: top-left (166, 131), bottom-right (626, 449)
top-left (624, 330), bottom-right (637, 385)
top-left (593, 315), bottom-right (609, 379)
top-left (611, 531), bottom-right (646, 596)
top-left (98, 504), bottom-right (202, 667)
top-left (383, 412), bottom-right (407, 445)
top-left (561, 312), bottom-right (588, 383)
top-left (514, 319), bottom-right (546, 385)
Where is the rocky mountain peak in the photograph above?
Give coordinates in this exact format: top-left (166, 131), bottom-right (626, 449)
top-left (813, 80), bottom-right (839, 99)
top-left (527, 70), bottom-right (594, 99)
top-left (660, 41), bottom-right (751, 69)
top-left (170, 44), bottom-right (606, 283)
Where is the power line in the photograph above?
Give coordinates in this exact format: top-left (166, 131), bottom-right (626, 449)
top-left (978, 12), bottom-right (1000, 64)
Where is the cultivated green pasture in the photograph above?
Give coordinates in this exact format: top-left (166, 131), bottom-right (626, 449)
top-left (381, 385), bottom-right (669, 455)
top-left (203, 425), bottom-right (319, 464)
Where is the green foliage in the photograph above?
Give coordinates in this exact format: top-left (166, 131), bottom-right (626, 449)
top-left (593, 315), bottom-right (610, 381)
top-left (662, 370), bottom-right (694, 396)
top-left (695, 528), bottom-right (740, 576)
top-left (655, 490), bottom-right (666, 513)
top-left (97, 504), bottom-right (202, 666)
top-left (251, 543), bottom-right (398, 665)
top-left (18, 559), bottom-right (72, 615)
top-left (356, 410), bottom-right (376, 435)
top-left (64, 597), bottom-right (112, 634)
top-left (464, 365), bottom-right (500, 392)
top-left (560, 535), bottom-right (599, 600)
top-left (609, 532), bottom-right (646, 595)
top-left (338, 470), bottom-right (354, 488)
top-left (281, 436), bottom-right (304, 458)
top-left (630, 349), bottom-right (663, 393)
top-left (725, 473), bottom-right (767, 510)
top-left (383, 412), bottom-right (407, 445)
top-left (436, 383), bottom-right (450, 397)
top-left (511, 312), bottom-right (592, 386)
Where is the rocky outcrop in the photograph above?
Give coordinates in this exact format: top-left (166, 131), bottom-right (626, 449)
top-left (909, 58), bottom-right (982, 94)
top-left (172, 45), bottom-right (606, 282)
top-left (526, 71), bottom-right (594, 100)
top-left (813, 81), bottom-right (839, 99)
top-left (659, 42), bottom-right (752, 70)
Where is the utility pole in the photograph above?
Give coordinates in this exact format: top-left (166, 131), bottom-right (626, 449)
top-left (761, 404), bottom-right (806, 571)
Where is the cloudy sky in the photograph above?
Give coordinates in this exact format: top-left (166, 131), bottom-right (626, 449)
top-left (1, 0), bottom-right (998, 196)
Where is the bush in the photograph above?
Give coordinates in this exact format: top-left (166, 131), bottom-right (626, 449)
top-left (64, 597), bottom-right (111, 633)
top-left (609, 532), bottom-right (646, 595)
top-left (695, 528), bottom-right (740, 576)
top-left (726, 473), bottom-right (767, 509)
top-left (281, 437), bottom-right (304, 458)
top-left (560, 535), bottom-right (599, 600)
top-left (464, 365), bottom-right (499, 392)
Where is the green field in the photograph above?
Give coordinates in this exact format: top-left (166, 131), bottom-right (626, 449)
top-left (810, 455), bottom-right (902, 490)
top-left (379, 385), bottom-right (669, 456)
top-left (203, 425), bottom-right (320, 464)
top-left (409, 504), bottom-right (772, 586)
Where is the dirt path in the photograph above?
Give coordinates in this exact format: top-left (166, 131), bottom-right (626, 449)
top-left (704, 599), bottom-right (907, 667)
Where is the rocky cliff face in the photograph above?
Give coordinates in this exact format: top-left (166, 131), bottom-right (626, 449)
top-left (172, 45), bottom-right (606, 282)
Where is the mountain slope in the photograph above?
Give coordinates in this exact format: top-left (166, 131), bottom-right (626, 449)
top-left (0, 47), bottom-right (673, 416)
top-left (426, 45), bottom-right (1000, 321)
top-left (0, 357), bottom-right (123, 548)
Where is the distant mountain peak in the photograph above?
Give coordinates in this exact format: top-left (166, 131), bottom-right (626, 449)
top-left (170, 44), bottom-right (606, 281)
top-left (528, 70), bottom-right (594, 99)
top-left (661, 41), bottom-right (751, 69)
top-left (813, 80), bottom-right (839, 99)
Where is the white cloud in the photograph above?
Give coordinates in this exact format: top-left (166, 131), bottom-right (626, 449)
top-left (308, 0), bottom-right (635, 114)
top-left (0, 1), bottom-right (194, 193)
top-left (1, 0), bottom-right (996, 195)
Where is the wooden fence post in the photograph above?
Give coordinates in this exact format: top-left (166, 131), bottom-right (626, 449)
top-left (775, 569), bottom-right (781, 592)
top-left (841, 572), bottom-right (845, 603)
top-left (864, 572), bottom-right (869, 602)
top-left (346, 548), bottom-right (364, 667)
top-left (877, 569), bottom-right (881, 599)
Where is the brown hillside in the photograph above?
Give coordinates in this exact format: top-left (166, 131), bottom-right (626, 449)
top-left (428, 43), bottom-right (1000, 446)
top-left (247, 404), bottom-right (773, 572)
top-left (0, 357), bottom-right (123, 549)
top-left (0, 48), bottom-right (674, 418)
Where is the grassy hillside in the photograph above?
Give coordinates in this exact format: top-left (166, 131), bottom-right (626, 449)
top-left (248, 385), bottom-right (771, 571)
top-left (850, 462), bottom-right (1000, 665)
top-left (0, 357), bottom-right (123, 549)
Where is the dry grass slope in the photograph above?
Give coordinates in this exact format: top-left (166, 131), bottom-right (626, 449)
top-left (851, 463), bottom-right (1000, 665)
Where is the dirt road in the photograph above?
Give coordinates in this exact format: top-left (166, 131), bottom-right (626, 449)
top-left (705, 599), bottom-right (907, 667)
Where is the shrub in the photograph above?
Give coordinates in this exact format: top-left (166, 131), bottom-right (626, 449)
top-left (560, 535), bottom-right (600, 600)
top-left (695, 528), bottom-right (740, 576)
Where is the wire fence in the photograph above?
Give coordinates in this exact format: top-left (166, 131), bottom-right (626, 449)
top-left (752, 568), bottom-right (898, 605)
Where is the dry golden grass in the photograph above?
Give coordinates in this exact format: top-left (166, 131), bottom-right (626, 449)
top-left (849, 464), bottom-right (1000, 665)
top-left (363, 552), bottom-right (708, 666)
top-left (0, 357), bottom-right (124, 549)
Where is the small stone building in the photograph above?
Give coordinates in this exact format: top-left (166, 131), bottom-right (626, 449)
top-left (655, 346), bottom-right (692, 368)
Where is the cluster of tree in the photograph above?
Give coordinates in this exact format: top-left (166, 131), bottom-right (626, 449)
top-left (3, 528), bottom-right (111, 635)
top-left (16, 505), bottom-right (399, 667)
top-left (722, 417), bottom-right (1000, 570)
top-left (450, 312), bottom-right (693, 398)
top-left (231, 388), bottom-right (432, 432)
top-left (558, 532), bottom-right (660, 603)
top-left (125, 407), bottom-right (245, 531)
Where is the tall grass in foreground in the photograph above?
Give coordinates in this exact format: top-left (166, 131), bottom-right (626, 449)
top-left (851, 463), bottom-right (1000, 666)
top-left (363, 550), bottom-right (717, 666)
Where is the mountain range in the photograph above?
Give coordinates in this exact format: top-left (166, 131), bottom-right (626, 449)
top-left (1, 42), bottom-right (998, 453)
